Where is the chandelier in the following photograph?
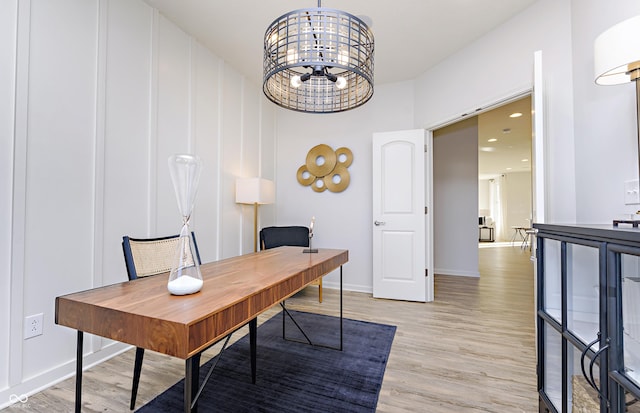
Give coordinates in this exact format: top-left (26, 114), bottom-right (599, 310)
top-left (263, 1), bottom-right (374, 113)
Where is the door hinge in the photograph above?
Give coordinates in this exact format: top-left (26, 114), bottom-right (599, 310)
top-left (425, 269), bottom-right (428, 277)
top-left (425, 206), bottom-right (428, 214)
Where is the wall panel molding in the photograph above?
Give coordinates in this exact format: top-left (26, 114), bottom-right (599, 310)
top-left (0, 0), bottom-right (276, 405)
top-left (8, 0), bottom-right (31, 389)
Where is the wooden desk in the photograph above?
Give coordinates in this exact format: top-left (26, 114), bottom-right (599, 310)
top-left (55, 247), bottom-right (348, 413)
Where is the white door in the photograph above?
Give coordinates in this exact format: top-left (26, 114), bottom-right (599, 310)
top-left (372, 129), bottom-right (431, 302)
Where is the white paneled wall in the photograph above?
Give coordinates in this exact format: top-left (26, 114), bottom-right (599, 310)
top-left (101, 0), bottom-right (153, 288)
top-left (220, 67), bottom-right (244, 259)
top-left (0, 0), bottom-right (275, 406)
top-left (0, 0), bottom-right (18, 393)
top-left (22, 0), bottom-right (99, 381)
top-left (192, 41), bottom-right (223, 263)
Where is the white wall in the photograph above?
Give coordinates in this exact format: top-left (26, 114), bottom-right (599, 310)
top-left (504, 171), bottom-right (533, 230)
top-left (274, 81), bottom-right (415, 292)
top-left (570, 0), bottom-right (640, 222)
top-left (478, 179), bottom-right (491, 218)
top-left (0, 0), bottom-right (17, 393)
top-left (415, 0), bottom-right (577, 224)
top-left (0, 0), bottom-right (275, 406)
top-left (433, 118), bottom-right (480, 277)
top-left (5, 0), bottom-right (640, 406)
top-left (479, 173), bottom-right (532, 242)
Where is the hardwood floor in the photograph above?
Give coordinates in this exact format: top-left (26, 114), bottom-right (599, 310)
top-left (6, 245), bottom-right (537, 412)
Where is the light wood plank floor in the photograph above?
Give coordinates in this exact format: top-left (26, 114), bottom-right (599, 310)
top-left (5, 245), bottom-right (537, 412)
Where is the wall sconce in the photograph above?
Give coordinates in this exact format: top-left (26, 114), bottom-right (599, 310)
top-left (235, 178), bottom-right (275, 252)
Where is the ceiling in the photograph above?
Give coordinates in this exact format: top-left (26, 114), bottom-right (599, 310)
top-left (477, 96), bottom-right (532, 180)
top-left (143, 0), bottom-right (536, 178)
top-left (143, 0), bottom-right (538, 87)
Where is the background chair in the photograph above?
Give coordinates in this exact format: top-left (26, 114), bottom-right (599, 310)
top-left (121, 232), bottom-right (201, 410)
top-left (259, 226), bottom-right (322, 302)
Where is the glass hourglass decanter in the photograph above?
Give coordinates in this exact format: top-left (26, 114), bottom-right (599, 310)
top-left (167, 154), bottom-right (203, 295)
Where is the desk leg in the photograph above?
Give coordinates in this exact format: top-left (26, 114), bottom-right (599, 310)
top-left (184, 354), bottom-right (201, 413)
top-left (250, 318), bottom-right (257, 384)
top-left (281, 267), bottom-right (344, 351)
top-left (75, 331), bottom-right (83, 413)
top-left (339, 265), bottom-right (343, 351)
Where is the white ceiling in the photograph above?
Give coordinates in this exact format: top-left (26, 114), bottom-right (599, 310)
top-left (143, 0), bottom-right (537, 178)
top-left (143, 0), bottom-right (538, 86)
top-left (477, 96), bottom-right (532, 180)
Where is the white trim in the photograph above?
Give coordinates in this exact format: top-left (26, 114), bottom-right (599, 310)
top-left (424, 85), bottom-right (536, 287)
top-left (147, 8), bottom-right (159, 237)
top-left (188, 36), bottom-right (195, 153)
top-left (425, 130), bottom-right (434, 301)
top-left (424, 86), bottom-right (532, 131)
top-left (0, 0), bottom-right (18, 392)
top-left (0, 342), bottom-right (130, 410)
top-left (214, 59), bottom-right (224, 261)
top-left (9, 0), bottom-right (31, 388)
top-left (321, 282), bottom-right (372, 295)
top-left (435, 268), bottom-right (481, 278)
top-left (91, 0), bottom-right (109, 354)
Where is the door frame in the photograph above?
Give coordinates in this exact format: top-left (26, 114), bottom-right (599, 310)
top-left (425, 86), bottom-right (540, 274)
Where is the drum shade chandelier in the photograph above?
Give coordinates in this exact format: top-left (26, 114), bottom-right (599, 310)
top-left (263, 1), bottom-right (374, 113)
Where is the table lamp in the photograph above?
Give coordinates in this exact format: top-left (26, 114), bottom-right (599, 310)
top-left (235, 177), bottom-right (275, 252)
top-left (595, 15), bottom-right (640, 184)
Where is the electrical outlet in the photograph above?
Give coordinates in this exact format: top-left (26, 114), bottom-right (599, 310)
top-left (625, 180), bottom-right (640, 205)
top-left (24, 313), bottom-right (43, 339)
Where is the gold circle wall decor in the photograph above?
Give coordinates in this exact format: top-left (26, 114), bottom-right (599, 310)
top-left (324, 164), bottom-right (350, 193)
top-left (305, 144), bottom-right (337, 177)
top-left (312, 178), bottom-right (327, 192)
top-left (297, 145), bottom-right (353, 193)
top-left (335, 147), bottom-right (354, 168)
top-left (296, 165), bottom-right (315, 186)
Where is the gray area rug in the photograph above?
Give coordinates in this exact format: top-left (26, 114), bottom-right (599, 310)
top-left (137, 310), bottom-right (396, 412)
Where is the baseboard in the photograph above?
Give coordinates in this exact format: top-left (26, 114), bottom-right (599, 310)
top-left (321, 281), bottom-right (372, 294)
top-left (0, 341), bottom-right (131, 410)
top-left (435, 268), bottom-right (480, 278)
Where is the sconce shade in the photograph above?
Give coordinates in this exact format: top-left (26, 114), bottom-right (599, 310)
top-left (594, 15), bottom-right (640, 85)
top-left (263, 2), bottom-right (374, 113)
top-left (235, 178), bottom-right (275, 205)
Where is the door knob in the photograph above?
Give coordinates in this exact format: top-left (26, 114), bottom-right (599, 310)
top-left (374, 221), bottom-right (386, 226)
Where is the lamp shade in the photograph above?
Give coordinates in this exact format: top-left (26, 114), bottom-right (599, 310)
top-left (594, 15), bottom-right (640, 85)
top-left (235, 178), bottom-right (275, 205)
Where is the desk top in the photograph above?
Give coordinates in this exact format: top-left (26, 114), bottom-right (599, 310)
top-left (55, 247), bottom-right (348, 359)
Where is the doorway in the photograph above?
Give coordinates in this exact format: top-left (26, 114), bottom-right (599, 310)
top-left (478, 96), bottom-right (533, 244)
top-left (432, 94), bottom-right (533, 277)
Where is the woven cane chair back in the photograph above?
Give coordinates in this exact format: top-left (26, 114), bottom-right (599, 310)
top-left (122, 233), bottom-right (200, 280)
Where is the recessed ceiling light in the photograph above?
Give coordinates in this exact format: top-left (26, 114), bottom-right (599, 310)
top-left (510, 112), bottom-right (523, 118)
top-left (521, 158), bottom-right (529, 162)
top-left (488, 138), bottom-right (497, 142)
top-left (506, 167), bottom-right (513, 170)
top-left (480, 147), bottom-right (496, 152)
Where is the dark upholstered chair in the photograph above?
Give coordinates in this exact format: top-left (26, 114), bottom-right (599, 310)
top-left (259, 226), bottom-right (322, 302)
top-left (121, 233), bottom-right (201, 410)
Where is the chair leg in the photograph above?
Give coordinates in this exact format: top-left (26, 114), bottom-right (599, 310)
top-left (130, 347), bottom-right (145, 410)
top-left (318, 278), bottom-right (323, 303)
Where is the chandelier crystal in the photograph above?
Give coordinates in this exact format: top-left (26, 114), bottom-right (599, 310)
top-left (263, 1), bottom-right (374, 113)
